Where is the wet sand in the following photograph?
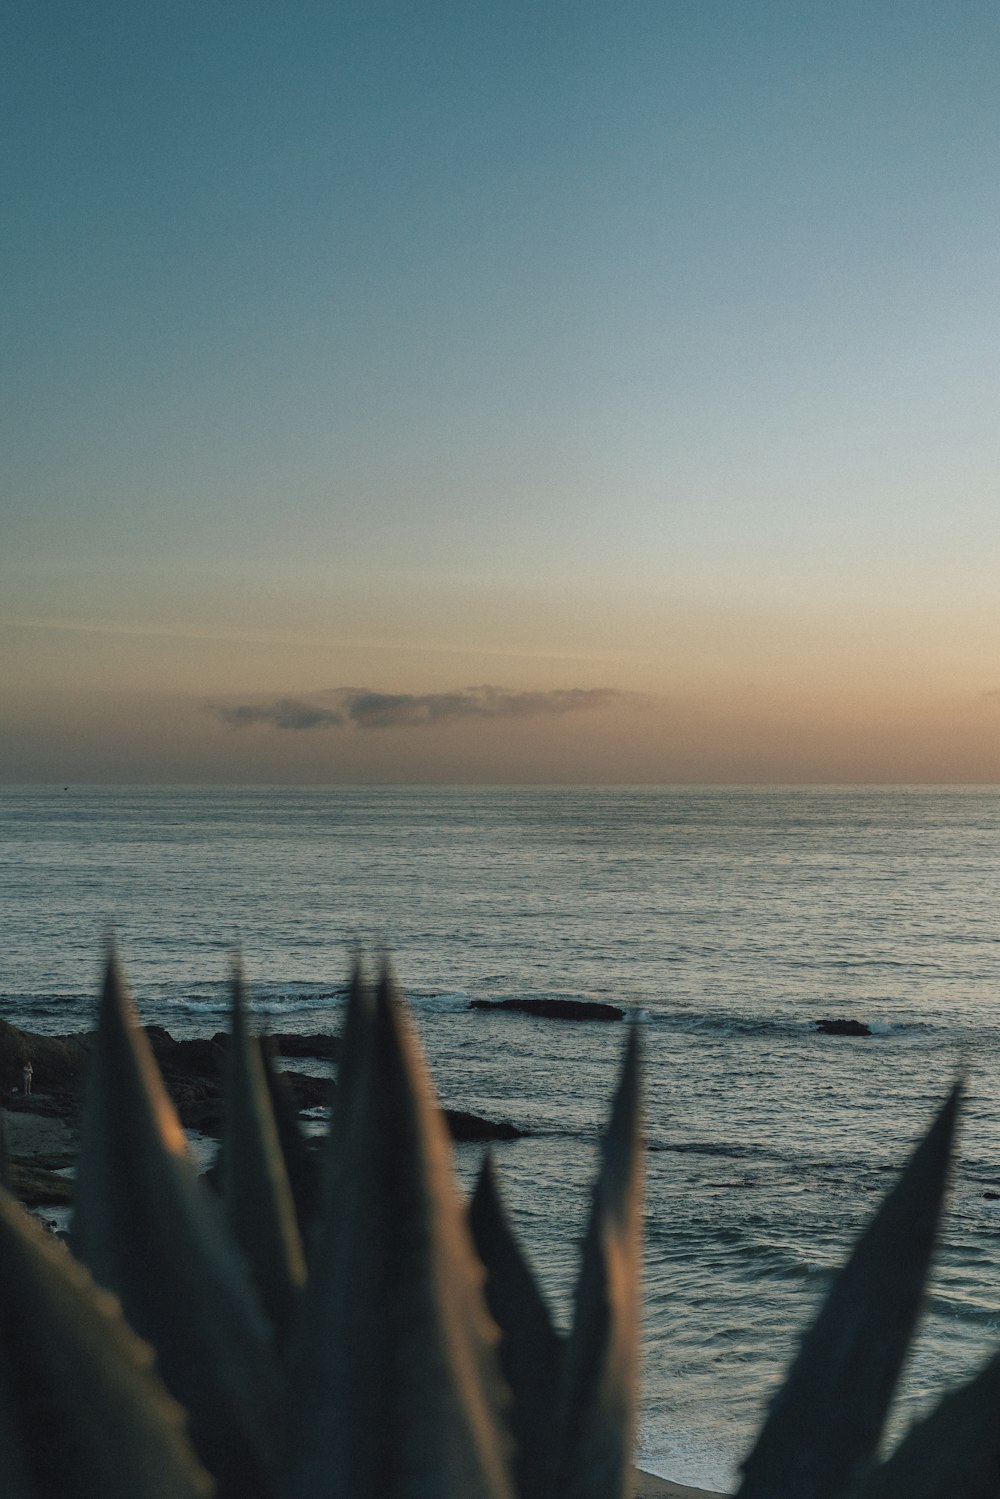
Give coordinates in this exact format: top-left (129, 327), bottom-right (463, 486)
top-left (634, 1472), bottom-right (724, 1499)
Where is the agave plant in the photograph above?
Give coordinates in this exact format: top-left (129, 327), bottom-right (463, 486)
top-left (0, 952), bottom-right (995, 1499)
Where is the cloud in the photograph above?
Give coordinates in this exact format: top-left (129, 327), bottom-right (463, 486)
top-left (214, 685), bottom-right (639, 732)
top-left (217, 698), bottom-right (346, 730)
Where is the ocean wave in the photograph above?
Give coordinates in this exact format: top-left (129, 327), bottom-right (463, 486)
top-left (408, 988), bottom-right (476, 1013)
top-left (648, 1139), bottom-right (774, 1161)
top-left (923, 1289), bottom-right (1000, 1332)
top-left (176, 988), bottom-right (346, 1019)
top-left (0, 993), bottom-right (95, 1034)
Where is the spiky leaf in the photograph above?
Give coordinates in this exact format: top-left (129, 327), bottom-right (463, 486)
top-left (737, 1083), bottom-right (961, 1499)
top-left (550, 1024), bottom-right (643, 1499)
top-left (320, 955), bottom-right (371, 1194)
top-left (0, 1185), bottom-right (211, 1498)
top-left (285, 961), bottom-right (515, 1499)
top-left (222, 967), bottom-right (306, 1339)
top-left (470, 1152), bottom-right (564, 1499)
top-left (71, 954), bottom-right (281, 1498)
top-left (259, 1032), bottom-right (324, 1252)
top-left (847, 1344), bottom-right (1000, 1499)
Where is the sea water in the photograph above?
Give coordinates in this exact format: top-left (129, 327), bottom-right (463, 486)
top-left (3, 784), bottom-right (1000, 1491)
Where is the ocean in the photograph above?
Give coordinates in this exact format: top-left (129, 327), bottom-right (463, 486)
top-left (3, 784), bottom-right (1000, 1491)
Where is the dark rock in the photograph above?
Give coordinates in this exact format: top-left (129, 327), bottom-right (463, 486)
top-left (3, 1094), bottom-right (77, 1120)
top-left (175, 1097), bottom-right (225, 1134)
top-left (9, 1163), bottom-right (73, 1206)
top-left (22, 1151), bottom-right (77, 1173)
top-left (168, 1071), bottom-right (332, 1140)
top-left (0, 1022), bottom-right (91, 1096)
top-left (146, 1031), bottom-right (228, 1080)
top-left (269, 1033), bottom-right (341, 1062)
top-left (207, 1031), bottom-right (341, 1061)
top-left (281, 1072), bottom-right (330, 1112)
top-left (816, 1018), bottom-right (872, 1037)
top-left (443, 1109), bottom-right (524, 1142)
top-left (983, 1191), bottom-right (1000, 1201)
top-left (470, 997), bottom-right (624, 1022)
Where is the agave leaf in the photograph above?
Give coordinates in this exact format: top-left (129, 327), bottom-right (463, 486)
top-left (0, 1184), bottom-right (212, 1498)
top-left (285, 961), bottom-right (515, 1499)
top-left (283, 957), bottom-right (374, 1439)
top-left (222, 966), bottom-right (306, 1339)
top-left (470, 1151), bottom-right (564, 1499)
top-left (846, 1344), bottom-right (1000, 1499)
top-left (0, 1382), bottom-right (32, 1499)
top-left (550, 1024), bottom-right (643, 1499)
top-left (258, 1032), bottom-right (324, 1251)
top-left (281, 954), bottom-right (373, 1348)
top-left (321, 954), bottom-right (373, 1193)
top-left (737, 1083), bottom-right (962, 1499)
top-left (70, 953), bottom-right (282, 1499)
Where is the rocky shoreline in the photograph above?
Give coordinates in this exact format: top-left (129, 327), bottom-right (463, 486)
top-left (0, 1019), bottom-right (524, 1206)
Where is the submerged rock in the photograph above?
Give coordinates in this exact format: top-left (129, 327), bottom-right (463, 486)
top-left (816, 1018), bottom-right (872, 1037)
top-left (444, 1109), bottom-right (524, 1142)
top-left (268, 1033), bottom-right (341, 1061)
top-left (470, 997), bottom-right (624, 1022)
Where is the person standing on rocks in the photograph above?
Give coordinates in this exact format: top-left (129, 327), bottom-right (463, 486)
top-left (22, 1060), bottom-right (32, 1096)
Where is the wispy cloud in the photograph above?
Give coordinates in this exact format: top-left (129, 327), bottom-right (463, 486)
top-left (215, 686), bottom-right (640, 731)
top-left (219, 698), bottom-right (347, 729)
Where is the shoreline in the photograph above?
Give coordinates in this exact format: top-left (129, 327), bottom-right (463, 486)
top-left (634, 1473), bottom-right (725, 1499)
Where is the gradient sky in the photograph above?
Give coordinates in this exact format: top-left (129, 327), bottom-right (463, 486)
top-left (5, 2), bottom-right (1000, 781)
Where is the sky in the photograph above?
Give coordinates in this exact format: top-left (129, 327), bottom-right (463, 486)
top-left (4, 1), bottom-right (1000, 782)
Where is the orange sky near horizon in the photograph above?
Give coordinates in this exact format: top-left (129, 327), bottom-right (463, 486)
top-left (4, 592), bottom-right (1000, 783)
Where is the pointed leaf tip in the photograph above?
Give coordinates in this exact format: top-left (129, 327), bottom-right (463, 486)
top-left (320, 954), bottom-right (375, 1193)
top-left (97, 951), bottom-right (188, 1159)
top-left (738, 1084), bottom-right (961, 1499)
top-left (551, 1025), bottom-right (644, 1499)
top-left (288, 960), bottom-right (515, 1499)
top-left (470, 1154), bottom-right (563, 1499)
top-left (223, 963), bottom-right (307, 1338)
top-left (259, 1032), bottom-right (324, 1252)
top-left (73, 955), bottom-right (282, 1496)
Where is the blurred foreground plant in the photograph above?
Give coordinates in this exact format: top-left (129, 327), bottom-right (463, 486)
top-left (0, 955), bottom-right (992, 1499)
